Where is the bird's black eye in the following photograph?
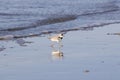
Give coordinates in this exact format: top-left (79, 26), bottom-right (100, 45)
top-left (58, 37), bottom-right (63, 39)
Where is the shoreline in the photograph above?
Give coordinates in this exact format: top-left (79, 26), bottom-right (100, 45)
top-left (0, 20), bottom-right (120, 39)
top-left (0, 23), bottom-right (120, 80)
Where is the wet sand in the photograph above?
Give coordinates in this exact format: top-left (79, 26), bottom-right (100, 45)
top-left (0, 24), bottom-right (120, 80)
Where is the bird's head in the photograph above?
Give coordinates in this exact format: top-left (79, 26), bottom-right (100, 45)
top-left (58, 34), bottom-right (64, 38)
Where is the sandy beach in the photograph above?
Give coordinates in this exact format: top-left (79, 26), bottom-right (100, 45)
top-left (0, 23), bottom-right (120, 80)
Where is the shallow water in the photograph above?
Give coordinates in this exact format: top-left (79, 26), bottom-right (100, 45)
top-left (0, 24), bottom-right (120, 80)
top-left (0, 0), bottom-right (120, 37)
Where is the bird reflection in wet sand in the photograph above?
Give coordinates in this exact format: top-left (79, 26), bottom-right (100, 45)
top-left (52, 50), bottom-right (63, 58)
top-left (48, 33), bottom-right (64, 58)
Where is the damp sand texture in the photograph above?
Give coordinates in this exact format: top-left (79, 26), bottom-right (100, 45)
top-left (0, 24), bottom-right (120, 80)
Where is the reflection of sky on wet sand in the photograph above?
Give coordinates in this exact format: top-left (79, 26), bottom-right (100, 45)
top-left (0, 24), bottom-right (120, 80)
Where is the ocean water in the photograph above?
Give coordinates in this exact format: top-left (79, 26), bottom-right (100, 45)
top-left (0, 0), bottom-right (120, 37)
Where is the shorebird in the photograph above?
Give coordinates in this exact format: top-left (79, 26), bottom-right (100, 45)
top-left (50, 34), bottom-right (63, 42)
top-left (49, 33), bottom-right (64, 47)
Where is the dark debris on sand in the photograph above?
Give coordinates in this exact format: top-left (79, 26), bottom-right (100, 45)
top-left (0, 46), bottom-right (5, 52)
top-left (83, 70), bottom-right (90, 73)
